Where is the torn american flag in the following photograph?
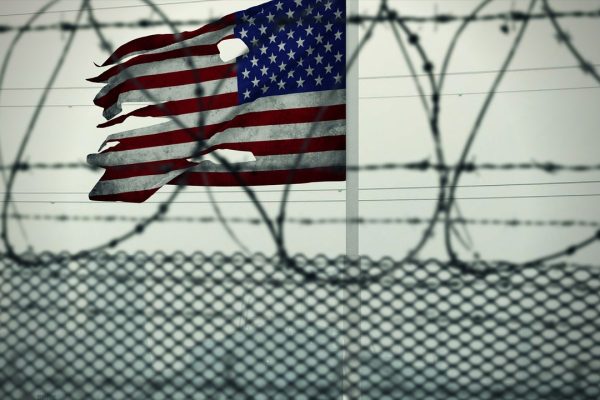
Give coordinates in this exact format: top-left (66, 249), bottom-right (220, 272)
top-left (87, 0), bottom-right (346, 202)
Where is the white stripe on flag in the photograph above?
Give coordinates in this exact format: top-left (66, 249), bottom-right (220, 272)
top-left (103, 89), bottom-right (346, 142)
top-left (101, 78), bottom-right (238, 120)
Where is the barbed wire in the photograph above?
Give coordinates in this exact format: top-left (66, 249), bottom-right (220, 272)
top-left (6, 212), bottom-right (600, 229)
top-left (3, 159), bottom-right (600, 174)
top-left (350, 8), bottom-right (600, 24)
top-left (1, 8), bottom-right (599, 34)
top-left (0, 161), bottom-right (97, 172)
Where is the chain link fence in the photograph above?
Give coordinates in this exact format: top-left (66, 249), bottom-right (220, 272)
top-left (1, 252), bottom-right (599, 399)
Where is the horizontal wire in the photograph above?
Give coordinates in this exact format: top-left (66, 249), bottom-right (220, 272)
top-left (360, 63), bottom-right (600, 80)
top-left (361, 85), bottom-right (600, 100)
top-left (4, 179), bottom-right (600, 196)
top-left (1, 86), bottom-right (597, 107)
top-left (5, 193), bottom-right (600, 204)
top-left (2, 64), bottom-right (598, 92)
top-left (6, 212), bottom-right (600, 228)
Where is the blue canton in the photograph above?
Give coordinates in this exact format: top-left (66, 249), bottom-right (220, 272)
top-left (234, 0), bottom-right (346, 104)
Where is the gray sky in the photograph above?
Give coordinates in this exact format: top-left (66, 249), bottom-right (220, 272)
top-left (0, 0), bottom-right (599, 264)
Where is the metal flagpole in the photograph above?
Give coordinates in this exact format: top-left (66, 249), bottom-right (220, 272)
top-left (342, 0), bottom-right (361, 398)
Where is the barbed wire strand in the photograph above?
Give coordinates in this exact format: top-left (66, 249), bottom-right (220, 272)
top-left (1, 7), bottom-right (599, 32)
top-left (3, 159), bottom-right (600, 173)
top-left (5, 212), bottom-right (600, 229)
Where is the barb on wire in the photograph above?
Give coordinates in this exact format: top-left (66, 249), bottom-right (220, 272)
top-left (543, 0), bottom-right (600, 84)
top-left (0, 161), bottom-right (97, 172)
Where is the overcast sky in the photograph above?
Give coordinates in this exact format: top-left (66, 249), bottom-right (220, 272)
top-left (0, 0), bottom-right (599, 264)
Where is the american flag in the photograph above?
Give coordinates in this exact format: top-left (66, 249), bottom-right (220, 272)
top-left (87, 0), bottom-right (346, 203)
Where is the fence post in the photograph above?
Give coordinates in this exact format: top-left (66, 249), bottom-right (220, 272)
top-left (342, 0), bottom-right (361, 397)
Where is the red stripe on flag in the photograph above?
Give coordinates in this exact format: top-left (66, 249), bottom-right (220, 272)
top-left (170, 167), bottom-right (346, 187)
top-left (97, 92), bottom-right (239, 128)
top-left (88, 41), bottom-right (229, 83)
top-left (98, 14), bottom-right (236, 67)
top-left (94, 64), bottom-right (237, 110)
top-left (104, 105), bottom-right (346, 151)
top-left (99, 159), bottom-right (196, 180)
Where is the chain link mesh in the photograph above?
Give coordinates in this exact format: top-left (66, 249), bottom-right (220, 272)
top-left (1, 252), bottom-right (599, 399)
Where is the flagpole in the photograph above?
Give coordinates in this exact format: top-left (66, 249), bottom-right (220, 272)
top-left (342, 0), bottom-right (361, 398)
